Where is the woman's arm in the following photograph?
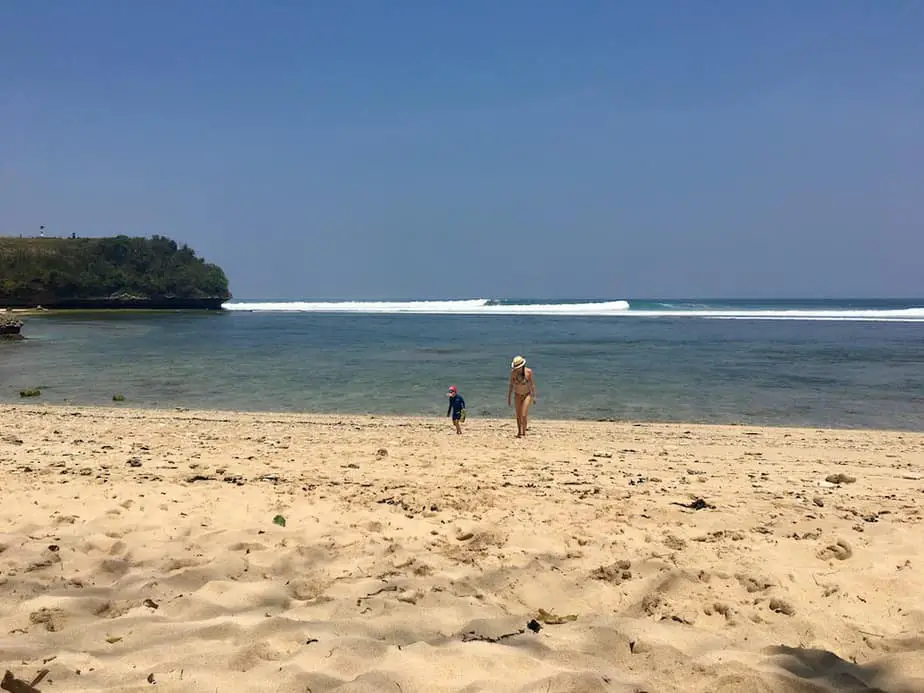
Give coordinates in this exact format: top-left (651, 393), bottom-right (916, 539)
top-left (528, 369), bottom-right (537, 400)
top-left (507, 372), bottom-right (514, 405)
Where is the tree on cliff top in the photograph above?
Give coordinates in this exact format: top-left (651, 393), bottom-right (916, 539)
top-left (0, 235), bottom-right (231, 303)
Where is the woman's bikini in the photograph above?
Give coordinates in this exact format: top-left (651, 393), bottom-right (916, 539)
top-left (513, 369), bottom-right (531, 396)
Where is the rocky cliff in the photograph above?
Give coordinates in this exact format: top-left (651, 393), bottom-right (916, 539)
top-left (0, 235), bottom-right (231, 310)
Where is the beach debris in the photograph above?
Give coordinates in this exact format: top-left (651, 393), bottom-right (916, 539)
top-left (461, 628), bottom-right (524, 643)
top-left (357, 583), bottom-right (399, 606)
top-left (2, 669), bottom-right (49, 693)
top-left (126, 457), bottom-right (142, 468)
top-left (593, 451), bottom-right (613, 458)
top-left (105, 636), bottom-right (122, 644)
top-left (146, 673), bottom-right (155, 684)
top-left (459, 617), bottom-right (526, 643)
top-left (375, 448), bottom-right (389, 458)
top-left (535, 608), bottom-right (577, 625)
top-left (259, 474), bottom-right (279, 482)
top-left (825, 473), bottom-right (856, 485)
top-left (19, 389), bottom-right (41, 398)
top-left (112, 394), bottom-right (126, 402)
top-left (526, 619), bottom-right (542, 633)
top-left (143, 599), bottom-right (159, 609)
top-left (817, 539), bottom-right (853, 561)
top-left (272, 514), bottom-right (286, 528)
top-left (223, 474), bottom-right (245, 486)
top-left (1, 435), bottom-right (23, 445)
top-left (665, 612), bottom-right (696, 626)
top-left (455, 530), bottom-right (475, 541)
top-left (812, 496), bottom-right (825, 507)
top-left (185, 474), bottom-right (214, 483)
top-left (672, 498), bottom-right (715, 510)
top-left (376, 496), bottom-right (422, 514)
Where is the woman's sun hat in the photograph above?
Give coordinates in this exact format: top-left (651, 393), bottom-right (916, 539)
top-left (511, 355), bottom-right (526, 369)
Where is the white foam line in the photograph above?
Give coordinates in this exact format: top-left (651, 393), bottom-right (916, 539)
top-left (221, 301), bottom-right (924, 322)
top-left (222, 299), bottom-right (632, 315)
top-left (629, 309), bottom-right (924, 322)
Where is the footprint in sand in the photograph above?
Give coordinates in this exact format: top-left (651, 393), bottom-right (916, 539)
top-left (816, 539), bottom-right (852, 561)
top-left (768, 598), bottom-right (796, 616)
top-left (591, 560), bottom-right (633, 584)
top-left (704, 602), bottom-right (736, 621)
top-left (227, 638), bottom-right (301, 672)
top-left (29, 607), bottom-right (67, 632)
top-left (736, 574), bottom-right (773, 594)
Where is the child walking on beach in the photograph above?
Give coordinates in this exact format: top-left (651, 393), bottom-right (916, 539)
top-left (446, 385), bottom-right (466, 434)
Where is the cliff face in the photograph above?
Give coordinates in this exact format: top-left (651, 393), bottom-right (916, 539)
top-left (0, 235), bottom-right (231, 309)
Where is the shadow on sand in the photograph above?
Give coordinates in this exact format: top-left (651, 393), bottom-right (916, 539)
top-left (764, 642), bottom-right (924, 693)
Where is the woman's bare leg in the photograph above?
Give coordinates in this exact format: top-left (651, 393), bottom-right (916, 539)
top-left (514, 394), bottom-right (524, 436)
top-left (515, 394), bottom-right (531, 437)
top-left (520, 394), bottom-right (532, 436)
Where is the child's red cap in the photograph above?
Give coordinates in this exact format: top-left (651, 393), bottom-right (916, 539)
top-left (448, 385), bottom-right (457, 393)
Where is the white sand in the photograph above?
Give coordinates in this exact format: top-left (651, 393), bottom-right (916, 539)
top-left (1, 404), bottom-right (922, 692)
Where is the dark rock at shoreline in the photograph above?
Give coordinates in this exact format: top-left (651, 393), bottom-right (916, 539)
top-left (0, 314), bottom-right (24, 339)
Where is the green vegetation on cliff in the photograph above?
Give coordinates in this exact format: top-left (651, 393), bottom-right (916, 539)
top-left (0, 235), bottom-right (231, 308)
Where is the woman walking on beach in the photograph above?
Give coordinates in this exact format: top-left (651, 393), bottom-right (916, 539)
top-left (507, 355), bottom-right (537, 437)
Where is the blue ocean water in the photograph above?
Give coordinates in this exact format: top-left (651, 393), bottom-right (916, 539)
top-left (2, 298), bottom-right (923, 430)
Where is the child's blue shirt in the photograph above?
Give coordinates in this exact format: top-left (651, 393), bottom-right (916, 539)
top-left (447, 394), bottom-right (465, 418)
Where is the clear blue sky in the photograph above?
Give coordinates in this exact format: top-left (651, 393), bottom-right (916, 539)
top-left (2, 2), bottom-right (922, 299)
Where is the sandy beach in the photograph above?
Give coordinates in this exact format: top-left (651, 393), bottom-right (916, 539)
top-left (1, 404), bottom-right (922, 693)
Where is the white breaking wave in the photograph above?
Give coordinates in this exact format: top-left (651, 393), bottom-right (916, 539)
top-left (221, 300), bottom-right (924, 322)
top-left (630, 308), bottom-right (924, 322)
top-left (222, 299), bottom-right (631, 315)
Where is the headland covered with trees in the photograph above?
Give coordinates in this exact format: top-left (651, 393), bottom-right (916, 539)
top-left (0, 235), bottom-right (231, 310)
